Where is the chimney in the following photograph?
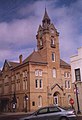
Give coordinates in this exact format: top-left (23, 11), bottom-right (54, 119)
top-left (19, 54), bottom-right (23, 64)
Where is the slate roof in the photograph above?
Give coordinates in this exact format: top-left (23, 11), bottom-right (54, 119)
top-left (8, 61), bottom-right (20, 69)
top-left (23, 51), bottom-right (47, 64)
top-left (2, 51), bottom-right (70, 70)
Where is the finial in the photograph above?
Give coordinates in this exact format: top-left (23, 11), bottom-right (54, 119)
top-left (45, 4), bottom-right (46, 12)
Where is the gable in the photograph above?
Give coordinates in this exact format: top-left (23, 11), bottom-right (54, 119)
top-left (51, 84), bottom-right (63, 91)
top-left (2, 60), bottom-right (10, 72)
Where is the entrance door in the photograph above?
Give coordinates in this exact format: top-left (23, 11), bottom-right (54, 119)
top-left (54, 96), bottom-right (58, 106)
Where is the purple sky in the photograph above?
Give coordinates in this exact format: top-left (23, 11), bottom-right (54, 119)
top-left (0, 0), bottom-right (82, 69)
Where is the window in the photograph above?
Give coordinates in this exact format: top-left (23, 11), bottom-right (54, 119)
top-left (17, 97), bottom-right (19, 109)
top-left (23, 72), bottom-right (25, 78)
top-left (51, 38), bottom-right (55, 45)
top-left (68, 95), bottom-right (71, 105)
top-left (16, 73), bottom-right (20, 80)
top-left (52, 53), bottom-right (55, 62)
top-left (40, 39), bottom-right (43, 46)
top-left (35, 79), bottom-right (39, 88)
top-left (0, 85), bottom-right (2, 94)
top-left (67, 72), bottom-right (70, 78)
top-left (65, 80), bottom-right (71, 89)
top-left (35, 79), bottom-right (43, 89)
top-left (52, 68), bottom-right (56, 78)
top-left (23, 97), bottom-right (26, 109)
top-left (25, 71), bottom-right (27, 77)
top-left (35, 69), bottom-right (42, 76)
top-left (23, 71), bottom-right (27, 78)
top-left (23, 79), bottom-right (27, 90)
top-left (35, 70), bottom-right (39, 76)
top-left (32, 101), bottom-right (35, 106)
top-left (64, 72), bottom-right (70, 78)
top-left (4, 76), bottom-right (8, 83)
top-left (38, 96), bottom-right (42, 107)
top-left (65, 80), bottom-right (67, 88)
top-left (11, 83), bottom-right (15, 92)
top-left (39, 70), bottom-right (42, 76)
top-left (75, 68), bottom-right (81, 81)
top-left (68, 81), bottom-right (71, 88)
top-left (40, 79), bottom-right (43, 88)
top-left (49, 107), bottom-right (61, 112)
top-left (23, 80), bottom-right (25, 90)
top-left (64, 72), bottom-right (67, 78)
top-left (16, 81), bottom-right (20, 91)
top-left (38, 108), bottom-right (47, 114)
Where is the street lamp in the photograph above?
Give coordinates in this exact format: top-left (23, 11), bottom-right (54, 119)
top-left (25, 94), bottom-right (28, 112)
top-left (74, 83), bottom-right (81, 114)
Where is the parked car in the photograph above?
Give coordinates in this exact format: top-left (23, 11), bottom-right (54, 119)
top-left (19, 106), bottom-right (77, 120)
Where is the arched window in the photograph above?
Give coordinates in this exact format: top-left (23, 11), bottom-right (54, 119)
top-left (40, 79), bottom-right (43, 88)
top-left (38, 96), bottom-right (42, 107)
top-left (68, 95), bottom-right (71, 105)
top-left (17, 97), bottom-right (19, 109)
top-left (23, 97), bottom-right (26, 109)
top-left (40, 39), bottom-right (43, 46)
top-left (52, 52), bottom-right (56, 62)
top-left (51, 38), bottom-right (55, 45)
top-left (52, 68), bottom-right (56, 78)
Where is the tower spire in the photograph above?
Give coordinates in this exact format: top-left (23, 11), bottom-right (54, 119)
top-left (43, 7), bottom-right (50, 21)
top-left (42, 8), bottom-right (51, 28)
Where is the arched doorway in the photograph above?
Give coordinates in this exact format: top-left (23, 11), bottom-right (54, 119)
top-left (53, 92), bottom-right (60, 106)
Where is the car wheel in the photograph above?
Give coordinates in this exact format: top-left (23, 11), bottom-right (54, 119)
top-left (60, 117), bottom-right (68, 120)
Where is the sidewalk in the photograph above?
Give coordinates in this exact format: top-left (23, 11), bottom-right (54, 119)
top-left (0, 111), bottom-right (32, 116)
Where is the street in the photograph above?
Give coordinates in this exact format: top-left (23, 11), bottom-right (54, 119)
top-left (0, 113), bottom-right (29, 120)
top-left (0, 113), bottom-right (82, 120)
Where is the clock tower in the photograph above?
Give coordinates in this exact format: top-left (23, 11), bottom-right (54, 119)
top-left (36, 8), bottom-right (61, 88)
top-left (36, 8), bottom-right (60, 68)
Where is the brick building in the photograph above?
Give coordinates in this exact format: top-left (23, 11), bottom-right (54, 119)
top-left (0, 9), bottom-right (74, 112)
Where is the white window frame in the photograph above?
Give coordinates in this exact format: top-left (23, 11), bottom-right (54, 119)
top-left (67, 72), bottom-right (70, 78)
top-left (65, 80), bottom-right (71, 89)
top-left (39, 70), bottom-right (42, 76)
top-left (35, 70), bottom-right (39, 76)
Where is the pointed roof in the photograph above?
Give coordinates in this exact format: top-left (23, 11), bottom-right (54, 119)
top-left (60, 59), bottom-right (71, 69)
top-left (51, 83), bottom-right (63, 91)
top-left (43, 8), bottom-right (50, 21)
top-left (23, 50), bottom-right (47, 64)
top-left (2, 60), bottom-right (20, 71)
top-left (8, 61), bottom-right (20, 68)
top-left (38, 25), bottom-right (42, 31)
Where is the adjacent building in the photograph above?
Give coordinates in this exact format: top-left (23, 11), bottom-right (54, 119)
top-left (70, 47), bottom-right (82, 113)
top-left (0, 9), bottom-right (74, 112)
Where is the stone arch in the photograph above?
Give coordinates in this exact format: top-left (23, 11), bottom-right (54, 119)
top-left (53, 91), bottom-right (60, 106)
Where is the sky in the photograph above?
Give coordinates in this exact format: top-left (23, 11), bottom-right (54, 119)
top-left (0, 0), bottom-right (82, 69)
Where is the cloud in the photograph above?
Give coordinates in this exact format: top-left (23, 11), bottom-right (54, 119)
top-left (0, 0), bottom-right (82, 68)
top-left (47, 0), bottom-right (82, 63)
